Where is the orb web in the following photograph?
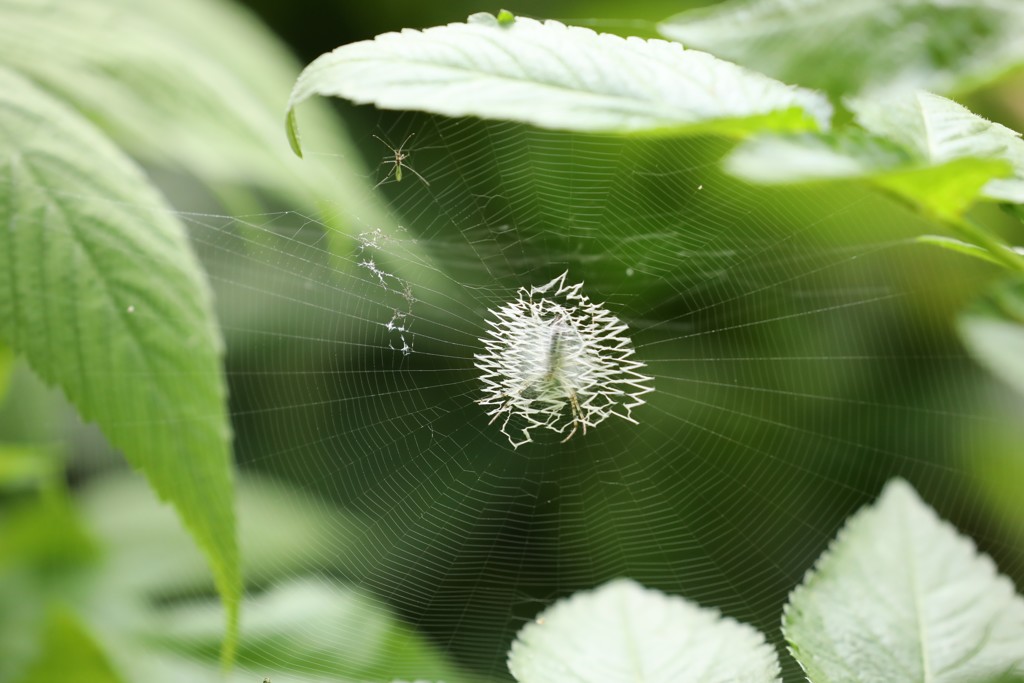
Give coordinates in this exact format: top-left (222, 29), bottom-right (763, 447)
top-left (27, 102), bottom-right (1024, 682)
top-left (198, 112), bottom-right (1024, 681)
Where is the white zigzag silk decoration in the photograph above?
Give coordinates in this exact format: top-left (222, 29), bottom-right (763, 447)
top-left (475, 272), bottom-right (654, 448)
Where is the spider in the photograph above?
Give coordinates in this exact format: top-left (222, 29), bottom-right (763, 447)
top-left (488, 314), bottom-right (587, 443)
top-left (542, 319), bottom-right (587, 442)
top-left (372, 133), bottom-right (430, 189)
top-left (476, 271), bottom-right (652, 448)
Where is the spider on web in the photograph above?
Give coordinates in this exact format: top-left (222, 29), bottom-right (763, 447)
top-left (475, 272), bottom-right (654, 448)
top-left (372, 133), bottom-right (430, 189)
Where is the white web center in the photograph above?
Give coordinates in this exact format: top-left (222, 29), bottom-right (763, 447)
top-left (475, 271), bottom-right (654, 448)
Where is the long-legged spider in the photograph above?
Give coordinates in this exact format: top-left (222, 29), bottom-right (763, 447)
top-left (372, 133), bottom-right (430, 189)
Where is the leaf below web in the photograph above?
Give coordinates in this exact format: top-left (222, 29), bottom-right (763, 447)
top-left (507, 579), bottom-right (780, 683)
top-left (135, 580), bottom-right (479, 683)
top-left (784, 478), bottom-right (1024, 683)
top-left (0, 68), bottom-right (239, 663)
top-left (286, 12), bottom-right (832, 155)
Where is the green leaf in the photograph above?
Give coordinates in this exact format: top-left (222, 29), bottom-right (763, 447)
top-left (18, 609), bottom-right (126, 683)
top-left (969, 422), bottom-right (1024, 565)
top-left (916, 235), bottom-right (1009, 267)
top-left (660, 0), bottom-right (1024, 98)
top-left (852, 91), bottom-right (1024, 204)
top-left (727, 135), bottom-right (1009, 218)
top-left (872, 158), bottom-right (1013, 218)
top-left (78, 471), bottom-right (352, 595)
top-left (725, 129), bottom-right (912, 182)
top-left (726, 92), bottom-right (1024, 218)
top-left (0, 487), bottom-right (97, 572)
top-left (784, 478), bottom-right (1024, 683)
top-left (0, 445), bottom-right (57, 492)
top-left (1007, 203), bottom-right (1024, 224)
top-left (0, 68), bottom-right (239, 662)
top-left (286, 12), bottom-right (832, 153)
top-left (507, 579), bottom-right (781, 683)
top-left (0, 487), bottom-right (96, 681)
top-left (958, 276), bottom-right (1024, 397)
top-left (0, 0), bottom-right (348, 206)
top-left (141, 579), bottom-right (476, 683)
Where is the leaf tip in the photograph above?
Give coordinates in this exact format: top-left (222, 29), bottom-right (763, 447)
top-left (285, 107), bottom-right (303, 158)
top-left (878, 476), bottom-right (919, 506)
top-left (511, 578), bottom-right (780, 683)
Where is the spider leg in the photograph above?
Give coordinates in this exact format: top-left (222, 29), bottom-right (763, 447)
top-left (560, 419), bottom-right (578, 443)
top-left (575, 394), bottom-right (587, 435)
top-left (561, 389), bottom-right (583, 442)
top-left (402, 162), bottom-right (431, 187)
top-left (373, 161), bottom-right (398, 189)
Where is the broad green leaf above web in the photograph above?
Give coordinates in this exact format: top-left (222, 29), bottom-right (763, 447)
top-left (286, 11), bottom-right (832, 156)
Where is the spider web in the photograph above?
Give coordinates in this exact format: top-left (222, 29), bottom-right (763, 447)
top-left (41, 106), bottom-right (1024, 681)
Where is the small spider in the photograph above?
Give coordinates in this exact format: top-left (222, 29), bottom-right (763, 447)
top-left (475, 272), bottom-right (653, 448)
top-left (540, 316), bottom-right (587, 442)
top-left (488, 314), bottom-right (587, 443)
top-left (372, 133), bottom-right (430, 189)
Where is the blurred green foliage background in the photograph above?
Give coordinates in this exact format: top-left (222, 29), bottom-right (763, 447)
top-left (1, 1), bottom-right (1023, 682)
